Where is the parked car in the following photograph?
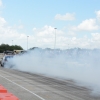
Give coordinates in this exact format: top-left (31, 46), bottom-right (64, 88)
top-left (0, 55), bottom-right (14, 67)
top-left (13, 50), bottom-right (25, 54)
top-left (3, 50), bottom-right (14, 55)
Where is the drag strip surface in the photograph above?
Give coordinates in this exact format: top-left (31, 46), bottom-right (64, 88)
top-left (0, 67), bottom-right (100, 100)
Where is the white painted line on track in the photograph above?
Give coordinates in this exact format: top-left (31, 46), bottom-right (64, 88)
top-left (0, 74), bottom-right (46, 100)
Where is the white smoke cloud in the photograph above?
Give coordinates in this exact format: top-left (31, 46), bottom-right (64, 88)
top-left (6, 48), bottom-right (100, 95)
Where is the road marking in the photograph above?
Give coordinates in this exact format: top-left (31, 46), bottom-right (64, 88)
top-left (0, 73), bottom-right (45, 100)
top-left (0, 70), bottom-right (87, 100)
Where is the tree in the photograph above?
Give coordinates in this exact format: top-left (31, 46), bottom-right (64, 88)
top-left (0, 44), bottom-right (23, 53)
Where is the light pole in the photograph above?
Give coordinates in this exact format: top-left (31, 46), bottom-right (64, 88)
top-left (12, 40), bottom-right (13, 45)
top-left (27, 36), bottom-right (29, 50)
top-left (54, 28), bottom-right (57, 50)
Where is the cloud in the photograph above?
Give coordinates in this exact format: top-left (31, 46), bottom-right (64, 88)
top-left (33, 27), bottom-right (36, 31)
top-left (0, 26), bottom-right (26, 42)
top-left (31, 25), bottom-right (100, 49)
top-left (1, 15), bottom-right (100, 49)
top-left (55, 13), bottom-right (75, 21)
top-left (18, 25), bottom-right (24, 29)
top-left (95, 10), bottom-right (100, 20)
top-left (0, 0), bottom-right (2, 7)
top-left (72, 19), bottom-right (99, 31)
top-left (91, 33), bottom-right (100, 41)
top-left (31, 25), bottom-right (66, 49)
top-left (0, 17), bottom-right (6, 26)
top-left (0, 17), bottom-right (27, 49)
top-left (36, 26), bottom-right (56, 37)
top-left (1, 19), bottom-right (100, 50)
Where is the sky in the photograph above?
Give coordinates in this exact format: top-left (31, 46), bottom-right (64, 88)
top-left (1, 0), bottom-right (100, 50)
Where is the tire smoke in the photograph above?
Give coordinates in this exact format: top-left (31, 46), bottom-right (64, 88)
top-left (6, 48), bottom-right (100, 95)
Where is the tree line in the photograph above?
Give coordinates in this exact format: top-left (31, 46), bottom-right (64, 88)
top-left (0, 44), bottom-right (23, 53)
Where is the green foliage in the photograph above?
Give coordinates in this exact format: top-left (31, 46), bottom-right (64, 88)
top-left (0, 44), bottom-right (23, 53)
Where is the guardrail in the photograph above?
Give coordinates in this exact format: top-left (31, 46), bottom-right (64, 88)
top-left (0, 84), bottom-right (19, 100)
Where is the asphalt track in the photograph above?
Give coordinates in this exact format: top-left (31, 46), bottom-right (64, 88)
top-left (0, 53), bottom-right (100, 100)
top-left (0, 67), bottom-right (100, 100)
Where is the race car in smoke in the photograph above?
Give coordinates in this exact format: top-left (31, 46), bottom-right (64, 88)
top-left (0, 55), bottom-right (14, 67)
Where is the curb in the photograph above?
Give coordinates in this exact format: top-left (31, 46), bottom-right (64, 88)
top-left (0, 84), bottom-right (19, 100)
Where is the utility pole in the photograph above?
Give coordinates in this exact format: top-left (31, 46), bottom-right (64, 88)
top-left (12, 40), bottom-right (13, 45)
top-left (27, 36), bottom-right (29, 50)
top-left (54, 28), bottom-right (57, 50)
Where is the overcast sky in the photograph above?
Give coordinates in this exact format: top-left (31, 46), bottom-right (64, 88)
top-left (1, 0), bottom-right (100, 50)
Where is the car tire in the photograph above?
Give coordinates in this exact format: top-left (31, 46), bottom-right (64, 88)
top-left (1, 64), bottom-right (3, 67)
top-left (2, 63), bottom-right (4, 67)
